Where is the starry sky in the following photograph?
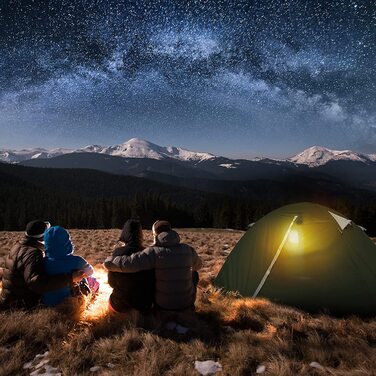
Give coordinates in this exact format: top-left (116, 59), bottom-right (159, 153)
top-left (0, 0), bottom-right (375, 158)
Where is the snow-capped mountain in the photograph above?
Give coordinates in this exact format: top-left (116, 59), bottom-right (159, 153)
top-left (1, 140), bottom-right (375, 168)
top-left (0, 138), bottom-right (216, 164)
top-left (78, 138), bottom-right (217, 162)
top-left (8, 141), bottom-right (376, 192)
top-left (0, 148), bottom-right (72, 163)
top-left (288, 146), bottom-right (376, 167)
top-left (79, 145), bottom-right (105, 154)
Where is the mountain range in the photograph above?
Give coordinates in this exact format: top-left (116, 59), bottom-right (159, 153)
top-left (1, 138), bottom-right (376, 234)
top-left (1, 138), bottom-right (375, 166)
top-left (0, 138), bottom-right (216, 164)
top-left (1, 138), bottom-right (376, 192)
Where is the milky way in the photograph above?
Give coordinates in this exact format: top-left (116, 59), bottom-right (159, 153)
top-left (0, 0), bottom-right (375, 157)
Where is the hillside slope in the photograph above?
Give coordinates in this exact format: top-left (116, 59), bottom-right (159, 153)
top-left (2, 162), bottom-right (376, 234)
top-left (0, 229), bottom-right (375, 376)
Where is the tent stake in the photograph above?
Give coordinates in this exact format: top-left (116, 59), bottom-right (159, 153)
top-left (252, 215), bottom-right (298, 298)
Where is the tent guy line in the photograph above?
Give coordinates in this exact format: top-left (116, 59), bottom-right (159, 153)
top-left (252, 215), bottom-right (298, 298)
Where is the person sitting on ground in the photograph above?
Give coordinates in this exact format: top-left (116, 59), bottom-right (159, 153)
top-left (0, 220), bottom-right (86, 310)
top-left (104, 220), bottom-right (202, 311)
top-left (43, 226), bottom-right (93, 307)
top-left (107, 219), bottom-right (154, 313)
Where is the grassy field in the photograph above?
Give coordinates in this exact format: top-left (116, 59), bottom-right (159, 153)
top-left (0, 229), bottom-right (375, 375)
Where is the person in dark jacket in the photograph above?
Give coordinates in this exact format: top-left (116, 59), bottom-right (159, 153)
top-left (0, 220), bottom-right (86, 310)
top-left (105, 220), bottom-right (202, 311)
top-left (107, 219), bottom-right (154, 313)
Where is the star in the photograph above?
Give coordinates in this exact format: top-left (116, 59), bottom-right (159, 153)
top-left (0, 0), bottom-right (375, 157)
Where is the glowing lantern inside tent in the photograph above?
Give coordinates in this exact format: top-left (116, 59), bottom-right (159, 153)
top-left (288, 230), bottom-right (299, 244)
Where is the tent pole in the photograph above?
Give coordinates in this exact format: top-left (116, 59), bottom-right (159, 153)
top-left (252, 215), bottom-right (298, 298)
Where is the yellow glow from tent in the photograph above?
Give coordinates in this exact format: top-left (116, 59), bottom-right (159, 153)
top-left (288, 230), bottom-right (299, 244)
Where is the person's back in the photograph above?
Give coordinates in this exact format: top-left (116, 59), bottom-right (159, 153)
top-left (0, 220), bottom-right (83, 310)
top-left (105, 220), bottom-right (202, 311)
top-left (108, 220), bottom-right (154, 312)
top-left (43, 226), bottom-right (93, 307)
top-left (151, 230), bottom-right (200, 310)
top-left (1, 237), bottom-right (45, 309)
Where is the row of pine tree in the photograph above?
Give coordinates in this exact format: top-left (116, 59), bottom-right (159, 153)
top-left (1, 181), bottom-right (375, 235)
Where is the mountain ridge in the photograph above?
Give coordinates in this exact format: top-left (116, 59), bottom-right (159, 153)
top-left (0, 138), bottom-right (217, 164)
top-left (288, 145), bottom-right (376, 167)
top-left (1, 138), bottom-right (375, 167)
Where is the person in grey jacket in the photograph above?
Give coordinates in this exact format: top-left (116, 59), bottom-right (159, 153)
top-left (104, 220), bottom-right (202, 311)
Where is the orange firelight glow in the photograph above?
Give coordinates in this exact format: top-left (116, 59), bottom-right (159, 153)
top-left (82, 265), bottom-right (112, 321)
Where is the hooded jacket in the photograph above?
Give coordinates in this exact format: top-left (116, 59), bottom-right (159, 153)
top-left (43, 226), bottom-right (93, 306)
top-left (0, 237), bottom-right (72, 310)
top-left (108, 220), bottom-right (154, 312)
top-left (105, 230), bottom-right (202, 311)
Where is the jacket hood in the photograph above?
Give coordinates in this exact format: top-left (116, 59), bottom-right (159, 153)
top-left (120, 219), bottom-right (143, 245)
top-left (44, 226), bottom-right (74, 258)
top-left (155, 230), bottom-right (180, 247)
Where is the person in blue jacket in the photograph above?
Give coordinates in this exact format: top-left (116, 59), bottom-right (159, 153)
top-left (43, 226), bottom-right (93, 306)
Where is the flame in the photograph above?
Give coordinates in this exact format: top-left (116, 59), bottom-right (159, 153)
top-left (83, 265), bottom-right (112, 321)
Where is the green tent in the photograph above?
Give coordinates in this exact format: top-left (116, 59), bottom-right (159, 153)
top-left (215, 202), bottom-right (376, 314)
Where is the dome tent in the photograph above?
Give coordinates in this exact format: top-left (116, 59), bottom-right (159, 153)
top-left (215, 202), bottom-right (376, 314)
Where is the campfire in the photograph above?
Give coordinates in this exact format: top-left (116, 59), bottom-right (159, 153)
top-left (83, 265), bottom-right (112, 321)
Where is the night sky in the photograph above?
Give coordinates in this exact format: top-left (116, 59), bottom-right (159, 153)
top-left (0, 0), bottom-right (375, 158)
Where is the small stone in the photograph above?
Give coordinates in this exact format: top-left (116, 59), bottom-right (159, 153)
top-left (195, 360), bottom-right (222, 375)
top-left (256, 365), bottom-right (266, 373)
top-left (90, 366), bottom-right (101, 372)
top-left (310, 362), bottom-right (323, 369)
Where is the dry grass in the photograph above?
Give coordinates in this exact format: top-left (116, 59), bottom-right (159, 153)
top-left (0, 230), bottom-right (375, 376)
